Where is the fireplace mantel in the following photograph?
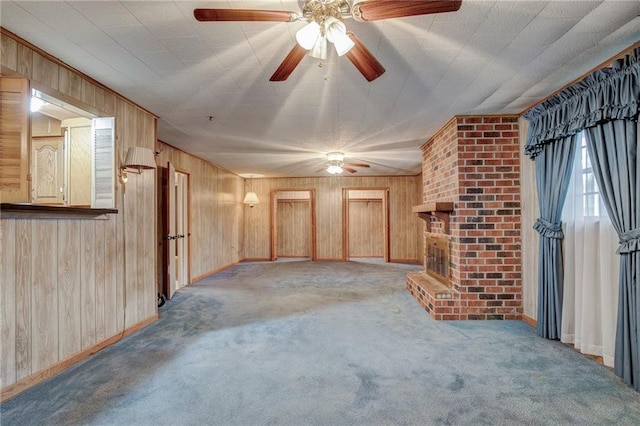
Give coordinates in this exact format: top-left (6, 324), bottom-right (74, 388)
top-left (412, 202), bottom-right (454, 233)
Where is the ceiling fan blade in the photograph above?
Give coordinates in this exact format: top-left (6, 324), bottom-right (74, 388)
top-left (344, 33), bottom-right (385, 82)
top-left (353, 0), bottom-right (462, 21)
top-left (270, 44), bottom-right (308, 81)
top-left (343, 166), bottom-right (358, 173)
top-left (344, 163), bottom-right (371, 168)
top-left (194, 9), bottom-right (299, 22)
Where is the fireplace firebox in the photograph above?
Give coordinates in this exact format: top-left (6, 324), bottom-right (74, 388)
top-left (425, 234), bottom-right (450, 285)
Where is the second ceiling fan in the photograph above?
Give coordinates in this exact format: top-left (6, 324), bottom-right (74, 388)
top-left (194, 0), bottom-right (463, 82)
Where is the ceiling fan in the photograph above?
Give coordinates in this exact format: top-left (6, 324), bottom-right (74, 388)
top-left (322, 152), bottom-right (370, 174)
top-left (194, 0), bottom-right (463, 82)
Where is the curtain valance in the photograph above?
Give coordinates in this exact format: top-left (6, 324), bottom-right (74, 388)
top-left (524, 47), bottom-right (640, 158)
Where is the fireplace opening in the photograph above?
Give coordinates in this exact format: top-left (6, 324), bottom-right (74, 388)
top-left (425, 234), bottom-right (450, 286)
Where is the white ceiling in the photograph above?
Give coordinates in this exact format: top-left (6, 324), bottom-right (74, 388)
top-left (2, 1), bottom-right (639, 177)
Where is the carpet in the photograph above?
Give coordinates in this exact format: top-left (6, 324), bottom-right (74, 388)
top-left (1, 260), bottom-right (639, 425)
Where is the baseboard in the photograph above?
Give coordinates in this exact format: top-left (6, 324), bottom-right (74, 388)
top-left (191, 261), bottom-right (240, 282)
top-left (522, 315), bottom-right (537, 328)
top-left (389, 259), bottom-right (421, 264)
top-left (240, 258), bottom-right (271, 262)
top-left (0, 314), bottom-right (158, 402)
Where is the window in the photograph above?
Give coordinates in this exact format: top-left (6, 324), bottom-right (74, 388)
top-left (578, 133), bottom-right (602, 217)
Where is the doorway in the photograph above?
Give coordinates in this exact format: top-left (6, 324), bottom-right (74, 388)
top-left (270, 189), bottom-right (316, 261)
top-left (342, 188), bottom-right (390, 262)
top-left (163, 162), bottom-right (190, 300)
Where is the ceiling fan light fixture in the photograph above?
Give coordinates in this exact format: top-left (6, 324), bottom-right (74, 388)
top-left (331, 30), bottom-right (354, 56)
top-left (309, 35), bottom-right (328, 59)
top-left (325, 17), bottom-right (354, 56)
top-left (296, 21), bottom-right (321, 50)
top-left (327, 162), bottom-right (344, 174)
top-left (326, 151), bottom-right (344, 162)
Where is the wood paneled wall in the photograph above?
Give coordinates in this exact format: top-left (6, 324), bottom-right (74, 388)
top-left (244, 176), bottom-right (422, 262)
top-left (155, 141), bottom-right (244, 282)
top-left (1, 29), bottom-right (157, 399)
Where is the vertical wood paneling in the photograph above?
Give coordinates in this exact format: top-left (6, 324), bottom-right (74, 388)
top-left (16, 44), bottom-right (32, 78)
top-left (1, 220), bottom-right (17, 387)
top-left (32, 52), bottom-right (58, 90)
top-left (244, 176), bottom-right (421, 262)
top-left (104, 217), bottom-right (119, 337)
top-left (1, 35), bottom-right (18, 71)
top-left (124, 177), bottom-right (138, 328)
top-left (58, 67), bottom-right (82, 100)
top-left (95, 87), bottom-right (116, 116)
top-left (31, 221), bottom-right (57, 372)
top-left (143, 113), bottom-right (156, 318)
top-left (57, 220), bottom-right (82, 360)
top-left (1, 32), bottom-right (158, 395)
top-left (14, 219), bottom-right (32, 379)
top-left (80, 221), bottom-right (96, 349)
top-left (81, 78), bottom-right (96, 107)
top-left (94, 220), bottom-right (106, 341)
top-left (156, 142), bottom-right (244, 281)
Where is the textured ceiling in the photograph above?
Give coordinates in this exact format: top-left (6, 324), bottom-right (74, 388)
top-left (2, 1), bottom-right (639, 177)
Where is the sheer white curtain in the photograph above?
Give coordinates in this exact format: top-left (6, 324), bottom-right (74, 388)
top-left (561, 138), bottom-right (619, 367)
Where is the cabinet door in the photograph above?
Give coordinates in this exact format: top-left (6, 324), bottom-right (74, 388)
top-left (0, 77), bottom-right (30, 202)
top-left (31, 136), bottom-right (65, 205)
top-left (67, 125), bottom-right (92, 206)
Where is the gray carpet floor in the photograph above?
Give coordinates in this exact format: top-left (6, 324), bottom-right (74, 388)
top-left (2, 260), bottom-right (640, 425)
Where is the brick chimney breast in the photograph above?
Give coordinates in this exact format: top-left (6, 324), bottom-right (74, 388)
top-left (407, 115), bottom-right (523, 320)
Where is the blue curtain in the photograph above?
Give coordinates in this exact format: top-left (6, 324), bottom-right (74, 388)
top-left (524, 46), bottom-right (640, 389)
top-left (585, 119), bottom-right (639, 390)
top-left (533, 137), bottom-right (577, 339)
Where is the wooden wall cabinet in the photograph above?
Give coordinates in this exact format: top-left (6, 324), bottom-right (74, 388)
top-left (30, 136), bottom-right (64, 204)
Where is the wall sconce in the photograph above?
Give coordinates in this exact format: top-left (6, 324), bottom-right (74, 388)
top-left (243, 191), bottom-right (260, 208)
top-left (120, 147), bottom-right (156, 183)
top-left (243, 174), bottom-right (259, 208)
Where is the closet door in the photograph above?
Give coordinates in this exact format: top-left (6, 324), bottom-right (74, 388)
top-left (277, 199), bottom-right (310, 257)
top-left (348, 199), bottom-right (383, 258)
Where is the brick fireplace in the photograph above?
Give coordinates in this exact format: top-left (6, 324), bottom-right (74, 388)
top-left (407, 115), bottom-right (522, 320)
